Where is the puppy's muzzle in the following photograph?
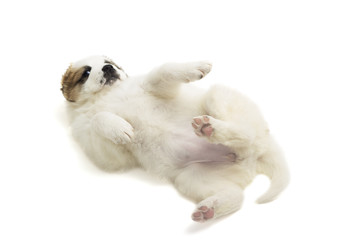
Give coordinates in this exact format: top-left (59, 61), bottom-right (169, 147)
top-left (102, 64), bottom-right (120, 85)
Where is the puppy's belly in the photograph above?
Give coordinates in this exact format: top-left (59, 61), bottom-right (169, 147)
top-left (170, 134), bottom-right (235, 167)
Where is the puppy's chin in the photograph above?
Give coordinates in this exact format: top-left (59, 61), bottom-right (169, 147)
top-left (105, 79), bottom-right (116, 86)
top-left (104, 76), bottom-right (120, 86)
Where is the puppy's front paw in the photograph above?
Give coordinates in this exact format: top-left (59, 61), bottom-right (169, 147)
top-left (184, 61), bottom-right (212, 82)
top-left (111, 128), bottom-right (134, 145)
top-left (92, 113), bottom-right (135, 145)
top-left (110, 121), bottom-right (134, 144)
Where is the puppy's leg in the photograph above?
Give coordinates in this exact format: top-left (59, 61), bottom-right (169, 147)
top-left (196, 85), bottom-right (289, 203)
top-left (91, 112), bottom-right (134, 144)
top-left (174, 163), bottom-right (244, 222)
top-left (192, 85), bottom-right (269, 150)
top-left (143, 61), bottom-right (212, 98)
top-left (192, 189), bottom-right (244, 222)
top-left (192, 115), bottom-right (255, 150)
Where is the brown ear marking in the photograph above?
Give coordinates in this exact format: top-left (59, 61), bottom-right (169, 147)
top-left (61, 64), bottom-right (84, 102)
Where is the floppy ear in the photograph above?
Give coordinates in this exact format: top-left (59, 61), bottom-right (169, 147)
top-left (60, 64), bottom-right (71, 100)
top-left (60, 64), bottom-right (79, 102)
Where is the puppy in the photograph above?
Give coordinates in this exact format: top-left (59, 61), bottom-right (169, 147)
top-left (61, 56), bottom-right (289, 222)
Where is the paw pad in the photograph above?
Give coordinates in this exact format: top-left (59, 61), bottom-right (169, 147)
top-left (192, 115), bottom-right (213, 137)
top-left (192, 206), bottom-right (215, 222)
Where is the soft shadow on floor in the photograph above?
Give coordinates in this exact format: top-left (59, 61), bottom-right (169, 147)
top-left (185, 214), bottom-right (231, 234)
top-left (123, 168), bottom-right (169, 186)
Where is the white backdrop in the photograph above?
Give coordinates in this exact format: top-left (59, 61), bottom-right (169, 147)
top-left (1, 0), bottom-right (359, 239)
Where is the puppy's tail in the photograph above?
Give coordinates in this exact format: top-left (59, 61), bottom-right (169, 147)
top-left (255, 138), bottom-right (290, 204)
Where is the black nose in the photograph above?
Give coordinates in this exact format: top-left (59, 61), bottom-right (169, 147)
top-left (102, 64), bottom-right (115, 73)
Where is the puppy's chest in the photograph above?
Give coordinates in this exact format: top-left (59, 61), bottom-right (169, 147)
top-left (119, 95), bottom-right (177, 125)
top-left (104, 93), bottom-right (182, 140)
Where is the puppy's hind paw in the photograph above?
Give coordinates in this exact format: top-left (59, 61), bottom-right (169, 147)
top-left (192, 206), bottom-right (215, 222)
top-left (192, 115), bottom-right (214, 137)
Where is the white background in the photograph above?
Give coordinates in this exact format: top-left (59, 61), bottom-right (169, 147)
top-left (0, 0), bottom-right (359, 239)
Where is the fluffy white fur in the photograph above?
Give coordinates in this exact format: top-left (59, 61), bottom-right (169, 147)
top-left (62, 56), bottom-right (289, 222)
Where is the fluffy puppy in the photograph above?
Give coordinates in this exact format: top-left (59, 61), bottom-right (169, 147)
top-left (61, 56), bottom-right (289, 222)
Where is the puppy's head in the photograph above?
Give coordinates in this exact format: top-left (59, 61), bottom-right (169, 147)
top-left (61, 56), bottom-right (127, 102)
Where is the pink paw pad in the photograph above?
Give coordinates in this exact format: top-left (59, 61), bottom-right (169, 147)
top-left (192, 206), bottom-right (215, 222)
top-left (192, 115), bottom-right (214, 137)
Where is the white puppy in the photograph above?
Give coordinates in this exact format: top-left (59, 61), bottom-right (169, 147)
top-left (61, 56), bottom-right (289, 222)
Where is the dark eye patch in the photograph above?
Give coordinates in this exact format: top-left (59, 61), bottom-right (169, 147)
top-left (77, 66), bottom-right (92, 84)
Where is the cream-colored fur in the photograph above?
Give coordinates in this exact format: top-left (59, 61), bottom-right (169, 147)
top-left (62, 56), bottom-right (289, 222)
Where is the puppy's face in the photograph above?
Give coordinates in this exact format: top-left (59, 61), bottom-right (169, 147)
top-left (61, 56), bottom-right (127, 102)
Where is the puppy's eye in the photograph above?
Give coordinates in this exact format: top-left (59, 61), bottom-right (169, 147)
top-left (78, 67), bottom-right (92, 84)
